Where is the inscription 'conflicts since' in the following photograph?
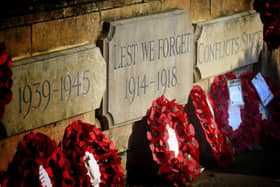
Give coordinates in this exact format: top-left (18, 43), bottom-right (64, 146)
top-left (198, 30), bottom-right (262, 64)
top-left (113, 32), bottom-right (192, 70)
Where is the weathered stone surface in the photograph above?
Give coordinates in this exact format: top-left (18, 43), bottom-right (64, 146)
top-left (211, 0), bottom-right (254, 18)
top-left (195, 10), bottom-right (263, 79)
top-left (32, 12), bottom-right (100, 55)
top-left (160, 0), bottom-right (190, 11)
top-left (211, 0), bottom-right (233, 18)
top-left (2, 45), bottom-right (106, 136)
top-left (194, 79), bottom-right (210, 92)
top-left (190, 0), bottom-right (211, 22)
top-left (101, 10), bottom-right (193, 127)
top-left (0, 26), bottom-right (31, 59)
top-left (104, 124), bottom-right (133, 153)
top-left (97, 0), bottom-right (142, 10)
top-left (231, 0), bottom-right (254, 13)
top-left (0, 3), bottom-right (99, 30)
top-left (101, 1), bottom-right (161, 22)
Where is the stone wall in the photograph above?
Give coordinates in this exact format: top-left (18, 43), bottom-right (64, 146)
top-left (0, 0), bottom-right (279, 176)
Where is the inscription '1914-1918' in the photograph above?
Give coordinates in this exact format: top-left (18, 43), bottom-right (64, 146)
top-left (110, 32), bottom-right (191, 105)
top-left (102, 10), bottom-right (194, 127)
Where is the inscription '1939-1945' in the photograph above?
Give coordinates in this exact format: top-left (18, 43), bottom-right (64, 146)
top-left (113, 32), bottom-right (192, 70)
top-left (18, 69), bottom-right (91, 118)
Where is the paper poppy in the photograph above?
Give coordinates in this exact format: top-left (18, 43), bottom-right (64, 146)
top-left (0, 42), bottom-right (12, 120)
top-left (0, 132), bottom-right (74, 187)
top-left (61, 120), bottom-right (124, 187)
top-left (254, 0), bottom-right (280, 49)
top-left (146, 96), bottom-right (202, 186)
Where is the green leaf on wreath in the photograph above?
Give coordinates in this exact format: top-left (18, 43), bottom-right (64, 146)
top-left (191, 140), bottom-right (194, 146)
top-left (226, 136), bottom-right (230, 144)
top-left (186, 154), bottom-right (191, 160)
top-left (156, 106), bottom-right (161, 110)
top-left (232, 147), bottom-right (236, 153)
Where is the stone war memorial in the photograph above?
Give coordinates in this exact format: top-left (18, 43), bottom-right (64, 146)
top-left (100, 9), bottom-right (194, 128)
top-left (3, 45), bottom-right (106, 136)
top-left (194, 10), bottom-right (263, 79)
top-left (0, 0), bottom-right (280, 187)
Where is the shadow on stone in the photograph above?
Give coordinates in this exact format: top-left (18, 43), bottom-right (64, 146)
top-left (126, 117), bottom-right (169, 186)
top-left (0, 121), bottom-right (7, 140)
top-left (184, 97), bottom-right (218, 169)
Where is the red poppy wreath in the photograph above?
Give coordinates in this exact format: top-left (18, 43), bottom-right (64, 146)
top-left (146, 95), bottom-right (203, 187)
top-left (189, 85), bottom-right (234, 167)
top-left (0, 132), bottom-right (74, 187)
top-left (209, 72), bottom-right (264, 153)
top-left (0, 42), bottom-right (12, 119)
top-left (254, 0), bottom-right (280, 49)
top-left (248, 72), bottom-right (280, 142)
top-left (61, 120), bottom-right (124, 187)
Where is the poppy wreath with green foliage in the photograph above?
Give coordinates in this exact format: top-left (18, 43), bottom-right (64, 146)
top-left (190, 85), bottom-right (234, 167)
top-left (242, 72), bottom-right (280, 142)
top-left (209, 72), bottom-right (265, 153)
top-left (61, 120), bottom-right (124, 187)
top-left (146, 95), bottom-right (202, 187)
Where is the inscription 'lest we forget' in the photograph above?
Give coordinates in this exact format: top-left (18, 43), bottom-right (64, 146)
top-left (195, 11), bottom-right (263, 79)
top-left (114, 33), bottom-right (191, 69)
top-left (101, 10), bottom-right (194, 127)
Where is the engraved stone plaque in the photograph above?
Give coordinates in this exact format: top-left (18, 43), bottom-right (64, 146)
top-left (3, 44), bottom-right (106, 136)
top-left (195, 10), bottom-right (263, 79)
top-left (101, 10), bottom-right (194, 127)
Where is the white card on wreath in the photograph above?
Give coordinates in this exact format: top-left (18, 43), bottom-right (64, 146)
top-left (228, 105), bottom-right (242, 131)
top-left (83, 152), bottom-right (101, 187)
top-left (252, 72), bottom-right (274, 107)
top-left (227, 79), bottom-right (244, 107)
top-left (259, 102), bottom-right (268, 120)
top-left (39, 165), bottom-right (52, 187)
top-left (166, 125), bottom-right (179, 158)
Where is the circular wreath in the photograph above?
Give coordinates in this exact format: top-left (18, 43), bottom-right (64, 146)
top-left (254, 0), bottom-right (280, 49)
top-left (0, 132), bottom-right (74, 187)
top-left (146, 95), bottom-right (202, 186)
top-left (61, 120), bottom-right (124, 187)
top-left (248, 73), bottom-right (280, 142)
top-left (209, 72), bottom-right (264, 153)
top-left (189, 85), bottom-right (234, 167)
top-left (0, 42), bottom-right (12, 119)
